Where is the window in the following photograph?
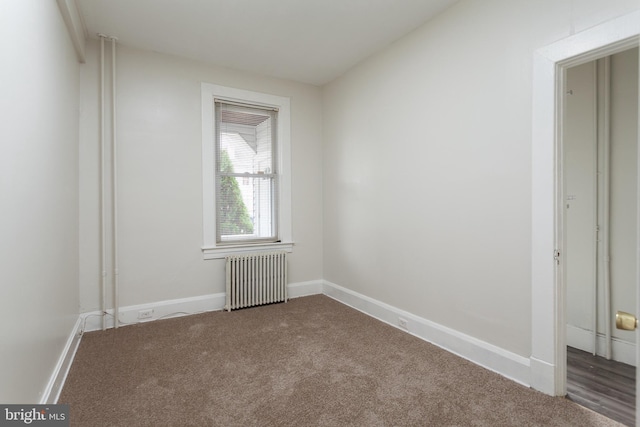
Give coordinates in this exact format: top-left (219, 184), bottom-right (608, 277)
top-left (201, 84), bottom-right (292, 259)
top-left (215, 101), bottom-right (277, 243)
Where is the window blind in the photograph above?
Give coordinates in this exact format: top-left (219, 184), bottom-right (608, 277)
top-left (215, 100), bottom-right (278, 244)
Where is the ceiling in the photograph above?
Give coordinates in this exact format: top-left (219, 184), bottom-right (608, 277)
top-left (76, 0), bottom-right (458, 86)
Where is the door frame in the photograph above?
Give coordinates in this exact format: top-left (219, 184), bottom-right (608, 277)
top-left (531, 10), bottom-right (640, 398)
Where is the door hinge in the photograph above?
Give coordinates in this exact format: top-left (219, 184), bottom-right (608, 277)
top-left (554, 250), bottom-right (561, 265)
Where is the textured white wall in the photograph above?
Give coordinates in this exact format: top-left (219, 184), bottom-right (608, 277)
top-left (0, 0), bottom-right (80, 402)
top-left (79, 42), bottom-right (323, 312)
top-left (322, 0), bottom-right (640, 358)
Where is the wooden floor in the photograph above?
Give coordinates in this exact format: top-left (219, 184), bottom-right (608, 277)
top-left (566, 346), bottom-right (635, 426)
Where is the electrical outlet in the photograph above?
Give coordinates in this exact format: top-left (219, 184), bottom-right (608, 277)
top-left (138, 309), bottom-right (154, 320)
top-left (398, 317), bottom-right (408, 330)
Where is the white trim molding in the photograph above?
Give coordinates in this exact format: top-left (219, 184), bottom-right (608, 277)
top-left (531, 10), bottom-right (640, 396)
top-left (202, 242), bottom-right (293, 259)
top-left (80, 280), bottom-right (324, 332)
top-left (201, 83), bottom-right (293, 260)
top-left (322, 281), bottom-right (531, 387)
top-left (288, 280), bottom-right (324, 298)
top-left (40, 317), bottom-right (83, 404)
top-left (56, 0), bottom-right (87, 63)
top-left (81, 293), bottom-right (227, 332)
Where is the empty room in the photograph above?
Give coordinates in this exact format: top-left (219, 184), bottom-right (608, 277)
top-left (2, 1), bottom-right (640, 426)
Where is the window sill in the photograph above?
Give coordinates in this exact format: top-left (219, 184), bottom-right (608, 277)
top-left (202, 242), bottom-right (294, 259)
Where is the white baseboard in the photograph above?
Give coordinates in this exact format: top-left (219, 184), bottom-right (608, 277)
top-left (566, 324), bottom-right (636, 366)
top-left (288, 280), bottom-right (324, 298)
top-left (529, 356), bottom-right (557, 395)
top-left (81, 293), bottom-right (227, 332)
top-left (40, 316), bottom-right (83, 404)
top-left (322, 280), bottom-right (531, 387)
top-left (81, 281), bottom-right (324, 333)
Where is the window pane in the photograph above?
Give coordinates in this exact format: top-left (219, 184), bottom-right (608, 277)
top-left (215, 101), bottom-right (278, 243)
top-left (218, 175), bottom-right (275, 241)
top-left (217, 104), bottom-right (273, 175)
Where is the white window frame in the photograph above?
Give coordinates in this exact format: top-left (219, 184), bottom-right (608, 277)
top-left (201, 83), bottom-right (293, 259)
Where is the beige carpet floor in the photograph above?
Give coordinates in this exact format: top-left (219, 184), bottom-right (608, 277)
top-left (60, 295), bottom-right (622, 426)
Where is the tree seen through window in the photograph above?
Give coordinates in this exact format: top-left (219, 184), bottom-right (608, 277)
top-left (218, 149), bottom-right (254, 235)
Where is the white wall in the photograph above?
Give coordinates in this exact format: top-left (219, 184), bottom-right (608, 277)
top-left (79, 42), bottom-right (323, 312)
top-left (322, 0), bottom-right (640, 358)
top-left (0, 0), bottom-right (80, 402)
top-left (609, 48), bottom-right (638, 340)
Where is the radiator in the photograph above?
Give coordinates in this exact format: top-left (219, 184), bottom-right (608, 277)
top-left (225, 251), bottom-right (288, 311)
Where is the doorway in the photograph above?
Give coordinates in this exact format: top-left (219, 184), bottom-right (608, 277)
top-left (530, 9), bottom-right (640, 426)
top-left (563, 47), bottom-right (638, 426)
